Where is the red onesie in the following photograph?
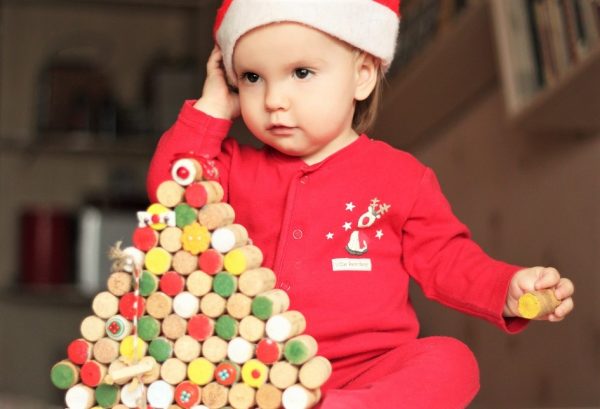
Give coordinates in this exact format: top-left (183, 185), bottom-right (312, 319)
top-left (147, 100), bottom-right (528, 408)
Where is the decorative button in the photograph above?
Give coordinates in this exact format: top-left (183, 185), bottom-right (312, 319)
top-left (292, 229), bottom-right (303, 239)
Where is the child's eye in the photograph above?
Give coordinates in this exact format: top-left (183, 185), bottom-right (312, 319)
top-left (241, 72), bottom-right (260, 83)
top-left (294, 68), bottom-right (313, 79)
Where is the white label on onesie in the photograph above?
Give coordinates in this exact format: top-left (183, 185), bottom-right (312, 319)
top-left (331, 258), bottom-right (372, 271)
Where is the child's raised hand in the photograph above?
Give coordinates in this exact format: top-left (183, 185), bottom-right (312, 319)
top-left (193, 45), bottom-right (240, 120)
top-left (503, 266), bottom-right (574, 322)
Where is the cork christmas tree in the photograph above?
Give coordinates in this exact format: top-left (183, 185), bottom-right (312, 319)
top-left (50, 157), bottom-right (331, 409)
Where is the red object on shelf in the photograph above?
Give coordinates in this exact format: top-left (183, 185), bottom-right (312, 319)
top-left (19, 208), bottom-right (74, 285)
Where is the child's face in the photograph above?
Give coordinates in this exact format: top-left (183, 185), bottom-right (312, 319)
top-left (233, 23), bottom-right (365, 165)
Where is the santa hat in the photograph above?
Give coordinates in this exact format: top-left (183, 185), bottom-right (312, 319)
top-left (213, 0), bottom-right (401, 84)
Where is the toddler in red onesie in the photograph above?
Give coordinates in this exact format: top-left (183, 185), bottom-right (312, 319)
top-left (147, 1), bottom-right (575, 407)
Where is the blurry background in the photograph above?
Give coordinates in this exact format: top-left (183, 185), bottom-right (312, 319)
top-left (0, 0), bottom-right (598, 407)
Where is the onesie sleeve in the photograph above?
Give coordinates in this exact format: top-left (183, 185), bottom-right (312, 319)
top-left (401, 167), bottom-right (528, 333)
top-left (146, 100), bottom-right (233, 202)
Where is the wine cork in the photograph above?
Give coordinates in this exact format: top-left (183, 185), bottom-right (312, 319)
top-left (199, 249), bottom-right (225, 275)
top-left (106, 356), bottom-right (155, 384)
top-left (188, 314), bottom-right (215, 341)
top-left (174, 335), bottom-right (201, 362)
top-left (139, 270), bottom-right (159, 297)
top-left (202, 382), bottom-right (229, 408)
top-left (211, 224), bottom-right (248, 253)
top-left (191, 181), bottom-right (224, 207)
top-left (51, 360), bottom-right (79, 389)
top-left (181, 222), bottom-right (211, 255)
top-left (107, 271), bottom-right (132, 296)
top-left (238, 268), bottom-right (276, 297)
top-left (227, 337), bottom-right (255, 365)
top-left (120, 335), bottom-right (148, 362)
top-left (228, 382), bottom-right (256, 409)
top-left (148, 380), bottom-right (176, 408)
top-left (227, 293), bottom-right (252, 319)
top-left (146, 291), bottom-right (173, 319)
top-left (284, 335), bottom-right (318, 365)
top-left (188, 357), bottom-right (216, 386)
top-left (201, 336), bottom-right (228, 363)
top-left (93, 338), bottom-right (119, 364)
top-left (241, 359), bottom-right (269, 388)
top-left (120, 381), bottom-right (145, 408)
top-left (132, 226), bottom-right (159, 252)
top-left (80, 315), bottom-right (106, 342)
top-left (282, 384), bottom-right (320, 409)
top-left (95, 383), bottom-right (120, 408)
top-left (149, 337), bottom-right (174, 363)
top-left (138, 315), bottom-right (161, 341)
top-left (174, 380), bottom-right (202, 408)
top-left (162, 314), bottom-right (188, 340)
top-left (213, 272), bottom-right (238, 298)
top-left (160, 226), bottom-right (183, 253)
top-left (68, 338), bottom-right (93, 365)
top-left (142, 359), bottom-right (162, 384)
top-left (65, 384), bottom-right (95, 409)
top-left (256, 383), bottom-right (283, 409)
top-left (92, 291), bottom-right (119, 319)
top-left (518, 289), bottom-right (562, 319)
top-left (160, 271), bottom-right (186, 296)
top-left (299, 356), bottom-right (332, 389)
top-left (173, 250), bottom-right (199, 275)
top-left (187, 270), bottom-right (214, 296)
top-left (251, 290), bottom-right (290, 320)
top-left (269, 362), bottom-right (298, 390)
top-left (215, 315), bottom-right (239, 340)
top-left (256, 339), bottom-right (283, 365)
top-left (161, 357), bottom-right (188, 385)
top-left (200, 292), bottom-right (227, 318)
top-left (171, 158), bottom-right (203, 186)
top-left (266, 311), bottom-right (306, 342)
top-left (107, 361), bottom-right (129, 385)
top-left (157, 180), bottom-right (186, 208)
top-left (239, 315), bottom-right (266, 342)
top-left (224, 245), bottom-right (263, 276)
top-left (105, 314), bottom-right (133, 342)
top-left (118, 292), bottom-right (146, 320)
top-left (145, 247), bottom-right (172, 275)
top-left (214, 361), bottom-right (240, 386)
top-left (198, 202), bottom-right (235, 230)
top-left (173, 291), bottom-right (201, 318)
top-left (80, 360), bottom-right (107, 387)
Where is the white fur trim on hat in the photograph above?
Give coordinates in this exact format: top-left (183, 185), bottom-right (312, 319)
top-left (215, 0), bottom-right (399, 84)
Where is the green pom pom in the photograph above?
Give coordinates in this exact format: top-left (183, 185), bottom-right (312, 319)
top-left (95, 383), bottom-right (119, 408)
top-left (50, 362), bottom-right (76, 389)
top-left (215, 315), bottom-right (238, 340)
top-left (284, 339), bottom-right (309, 365)
top-left (175, 204), bottom-right (197, 228)
top-left (213, 272), bottom-right (237, 297)
top-left (139, 270), bottom-right (158, 297)
top-left (251, 296), bottom-right (273, 320)
top-left (138, 316), bottom-right (160, 341)
top-left (148, 337), bottom-right (173, 362)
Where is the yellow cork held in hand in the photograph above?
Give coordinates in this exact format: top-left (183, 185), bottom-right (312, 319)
top-left (518, 289), bottom-right (561, 319)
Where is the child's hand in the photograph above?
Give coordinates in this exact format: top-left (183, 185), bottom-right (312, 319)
top-left (193, 45), bottom-right (240, 120)
top-left (503, 266), bottom-right (574, 321)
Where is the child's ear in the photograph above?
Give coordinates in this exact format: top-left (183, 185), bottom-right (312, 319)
top-left (354, 53), bottom-right (379, 101)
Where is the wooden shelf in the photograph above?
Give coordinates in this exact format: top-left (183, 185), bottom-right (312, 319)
top-left (510, 44), bottom-right (600, 134)
top-left (491, 0), bottom-right (600, 135)
top-left (374, 1), bottom-right (497, 149)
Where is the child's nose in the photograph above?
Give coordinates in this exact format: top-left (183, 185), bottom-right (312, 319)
top-left (264, 84), bottom-right (289, 112)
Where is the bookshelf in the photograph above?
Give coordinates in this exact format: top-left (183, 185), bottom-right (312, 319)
top-left (375, 0), bottom-right (497, 148)
top-left (491, 0), bottom-right (600, 134)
